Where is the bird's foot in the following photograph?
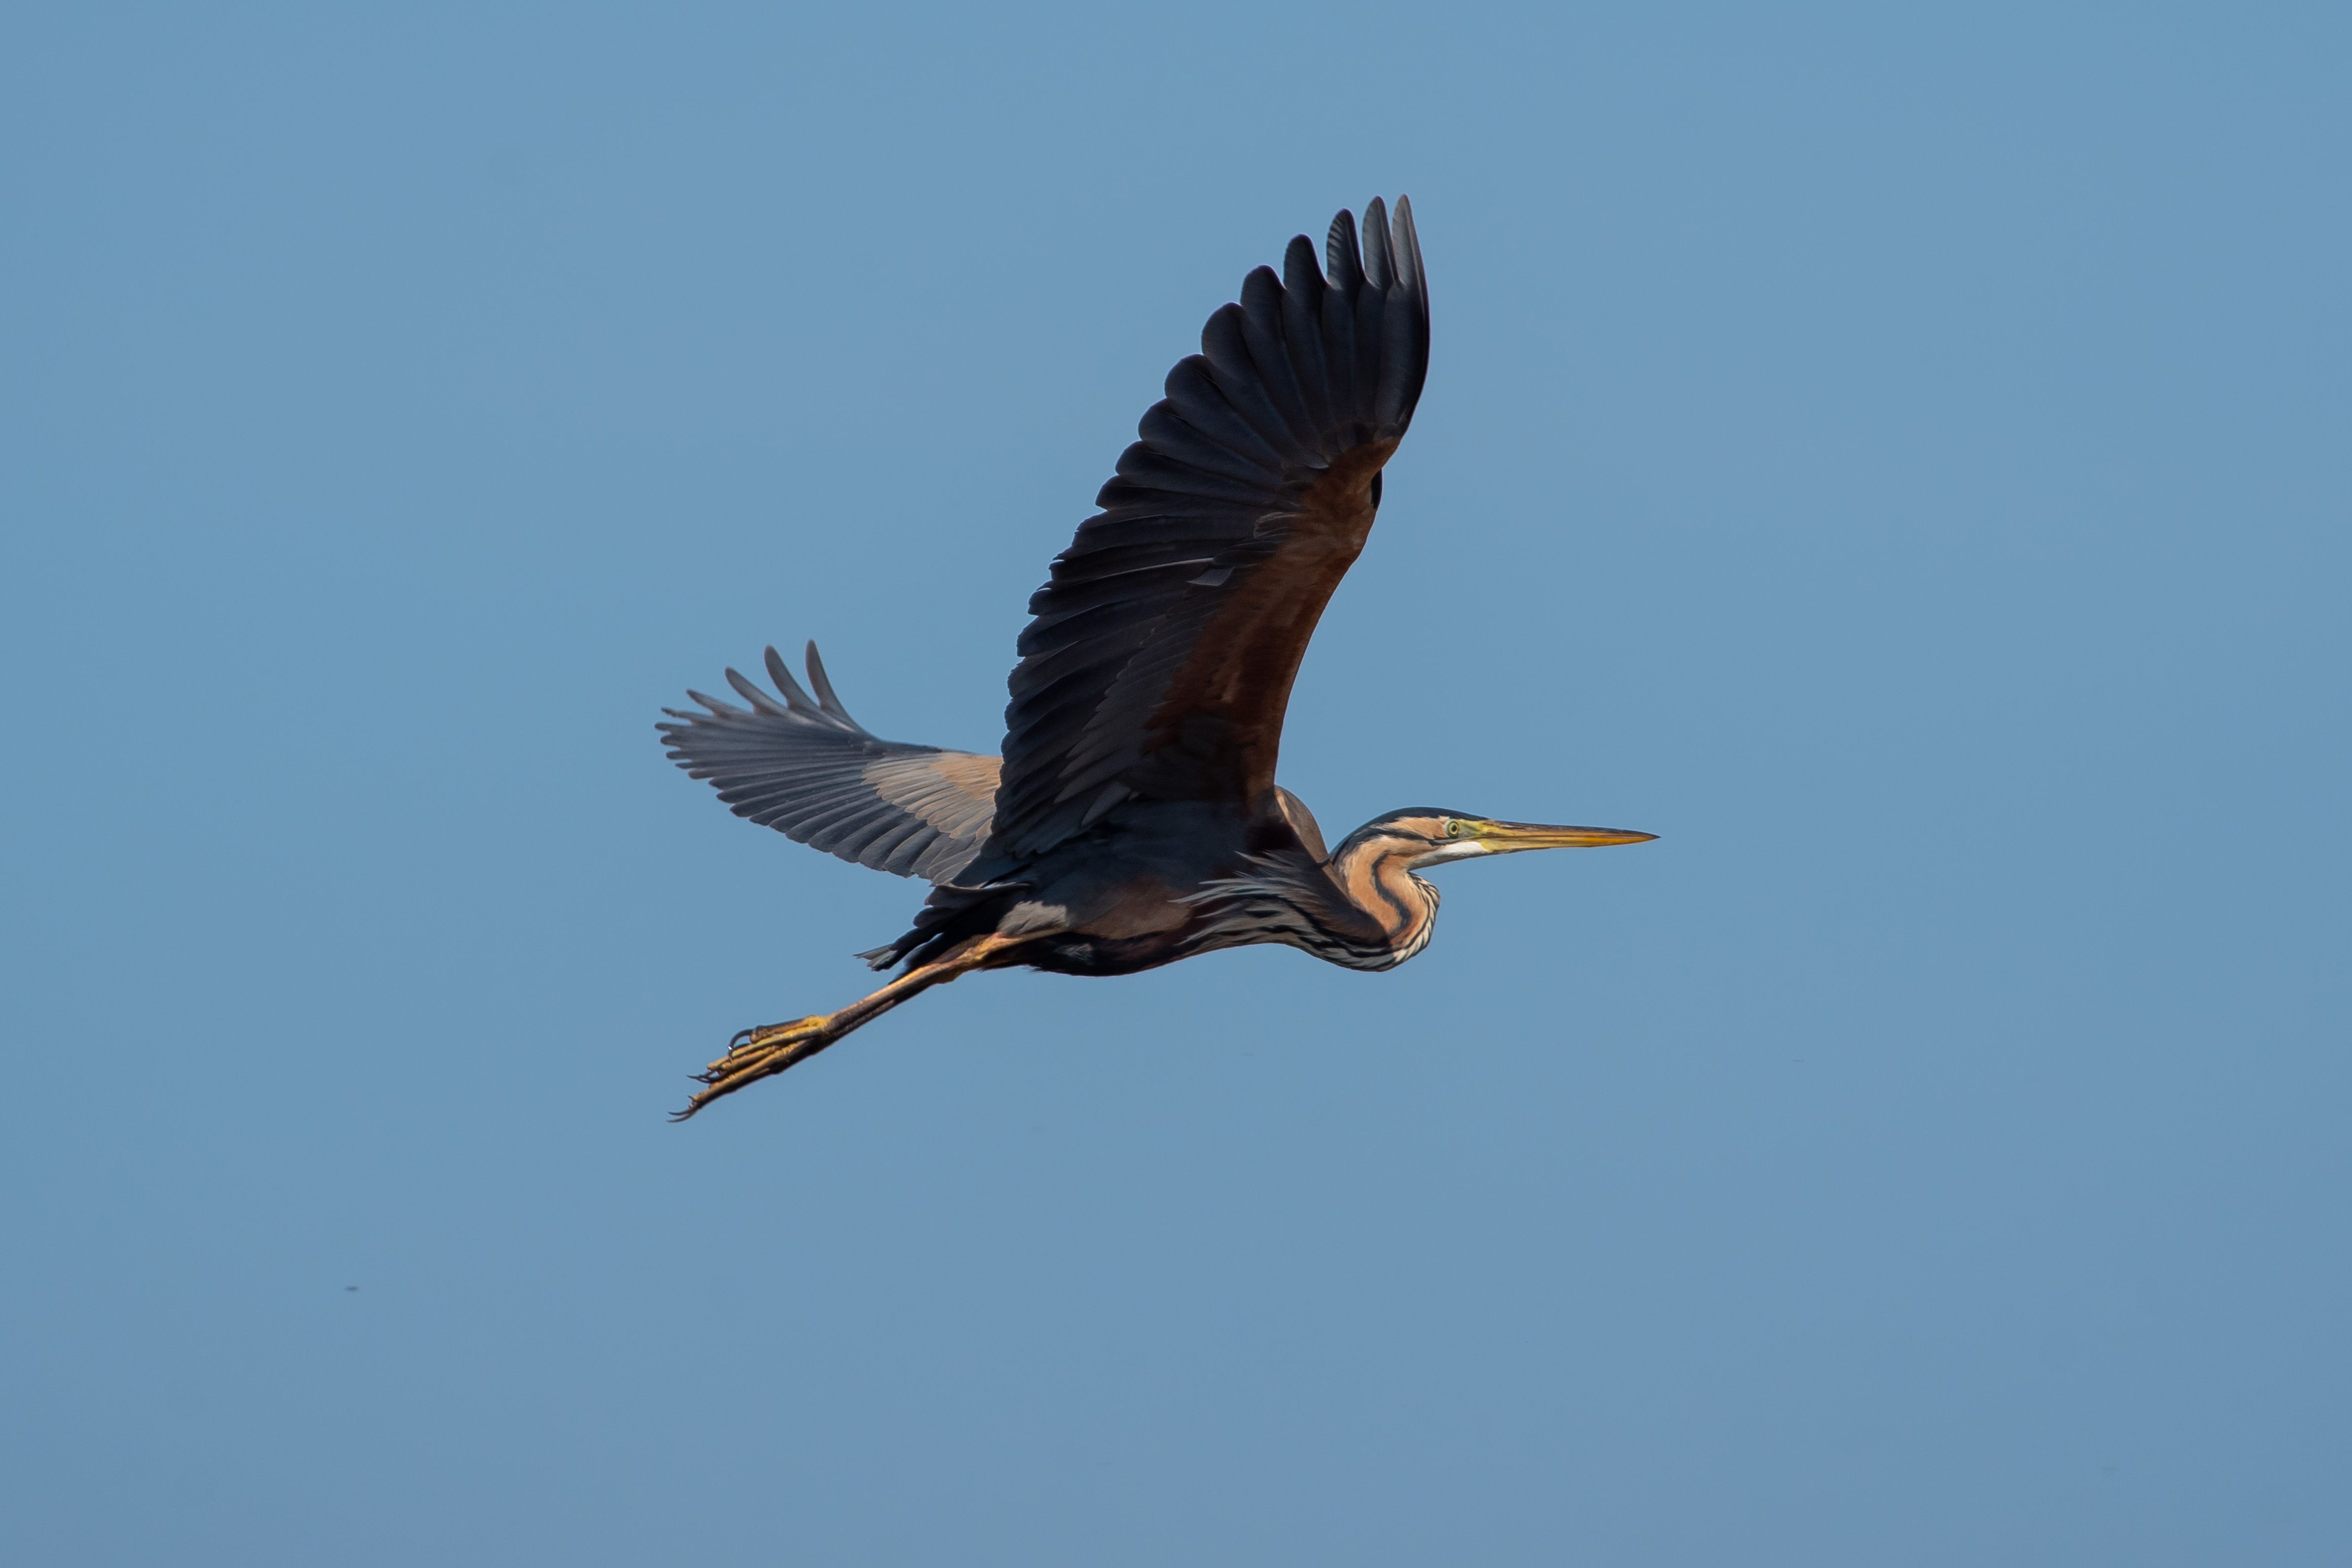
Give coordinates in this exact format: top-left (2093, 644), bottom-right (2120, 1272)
top-left (672, 1015), bottom-right (833, 1120)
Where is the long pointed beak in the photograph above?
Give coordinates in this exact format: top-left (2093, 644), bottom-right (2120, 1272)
top-left (1470, 819), bottom-right (1658, 852)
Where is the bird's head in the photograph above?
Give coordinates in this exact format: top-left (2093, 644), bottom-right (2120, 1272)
top-left (1335, 810), bottom-right (1657, 870)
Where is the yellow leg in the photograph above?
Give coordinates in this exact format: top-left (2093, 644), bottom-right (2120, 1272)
top-left (673, 933), bottom-right (1026, 1119)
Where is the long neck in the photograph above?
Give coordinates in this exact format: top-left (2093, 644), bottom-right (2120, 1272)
top-left (1317, 840), bottom-right (1440, 969)
top-left (1182, 841), bottom-right (1439, 972)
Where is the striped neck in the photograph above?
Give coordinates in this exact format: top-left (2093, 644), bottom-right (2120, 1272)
top-left (1322, 836), bottom-right (1441, 967)
top-left (1181, 842), bottom-right (1439, 972)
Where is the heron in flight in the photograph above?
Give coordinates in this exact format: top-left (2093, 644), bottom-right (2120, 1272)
top-left (661, 197), bottom-right (1653, 1117)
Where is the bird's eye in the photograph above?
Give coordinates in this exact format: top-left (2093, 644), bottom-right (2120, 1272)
top-left (1443, 818), bottom-right (1468, 838)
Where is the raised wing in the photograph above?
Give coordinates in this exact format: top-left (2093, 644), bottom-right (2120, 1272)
top-left (660, 643), bottom-right (999, 884)
top-left (988, 197), bottom-right (1430, 861)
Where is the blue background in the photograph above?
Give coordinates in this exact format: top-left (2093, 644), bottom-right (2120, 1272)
top-left (4, 4), bottom-right (2347, 1563)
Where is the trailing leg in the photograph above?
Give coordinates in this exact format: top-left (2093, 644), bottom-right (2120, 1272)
top-left (674, 933), bottom-right (1027, 1119)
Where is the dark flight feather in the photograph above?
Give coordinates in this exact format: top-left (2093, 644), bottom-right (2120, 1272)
top-left (986, 197), bottom-right (1430, 861)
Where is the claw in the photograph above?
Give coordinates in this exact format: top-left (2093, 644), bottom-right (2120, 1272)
top-left (672, 1015), bottom-right (835, 1119)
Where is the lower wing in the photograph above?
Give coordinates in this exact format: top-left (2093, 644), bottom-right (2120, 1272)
top-left (659, 643), bottom-right (999, 884)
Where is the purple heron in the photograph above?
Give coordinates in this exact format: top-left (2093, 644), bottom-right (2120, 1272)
top-left (660, 198), bottom-right (1653, 1117)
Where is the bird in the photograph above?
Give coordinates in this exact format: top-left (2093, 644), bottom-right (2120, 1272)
top-left (659, 197), bottom-right (1654, 1118)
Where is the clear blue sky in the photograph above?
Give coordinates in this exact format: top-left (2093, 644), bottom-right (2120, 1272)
top-left (3, 4), bottom-right (2347, 1564)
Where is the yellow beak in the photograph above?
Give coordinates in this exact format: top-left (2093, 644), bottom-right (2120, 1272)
top-left (1469, 819), bottom-right (1658, 852)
